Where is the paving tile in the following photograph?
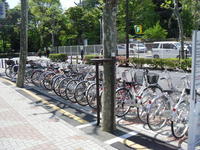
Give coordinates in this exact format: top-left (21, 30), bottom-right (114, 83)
top-left (0, 81), bottom-right (116, 150)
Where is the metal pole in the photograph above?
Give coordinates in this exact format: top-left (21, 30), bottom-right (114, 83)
top-left (125, 0), bottom-right (129, 64)
top-left (95, 62), bottom-right (100, 126)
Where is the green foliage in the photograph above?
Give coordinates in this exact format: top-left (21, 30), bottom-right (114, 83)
top-left (129, 57), bottom-right (191, 71)
top-left (84, 54), bottom-right (102, 64)
top-left (49, 53), bottom-right (68, 62)
top-left (143, 22), bottom-right (168, 41)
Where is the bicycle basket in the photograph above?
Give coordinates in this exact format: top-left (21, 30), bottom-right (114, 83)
top-left (134, 71), bottom-right (144, 85)
top-left (147, 73), bottom-right (159, 84)
top-left (6, 60), bottom-right (15, 66)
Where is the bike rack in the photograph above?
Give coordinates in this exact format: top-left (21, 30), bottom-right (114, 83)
top-left (91, 58), bottom-right (116, 126)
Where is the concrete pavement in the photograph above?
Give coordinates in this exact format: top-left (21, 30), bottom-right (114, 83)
top-left (0, 79), bottom-right (116, 150)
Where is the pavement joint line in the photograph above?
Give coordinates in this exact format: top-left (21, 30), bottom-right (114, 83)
top-left (76, 121), bottom-right (97, 129)
top-left (0, 77), bottom-right (88, 124)
top-left (104, 131), bottom-right (138, 145)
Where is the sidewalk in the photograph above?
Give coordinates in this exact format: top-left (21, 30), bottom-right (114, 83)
top-left (0, 80), bottom-right (116, 150)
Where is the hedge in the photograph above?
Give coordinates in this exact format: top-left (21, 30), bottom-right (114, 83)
top-left (129, 57), bottom-right (192, 71)
top-left (84, 54), bottom-right (192, 71)
top-left (49, 53), bottom-right (68, 62)
top-left (83, 54), bottom-right (102, 64)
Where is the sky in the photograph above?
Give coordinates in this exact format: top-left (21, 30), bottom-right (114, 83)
top-left (6, 0), bottom-right (80, 10)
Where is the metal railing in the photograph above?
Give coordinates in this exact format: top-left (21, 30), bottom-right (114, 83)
top-left (50, 45), bottom-right (103, 56)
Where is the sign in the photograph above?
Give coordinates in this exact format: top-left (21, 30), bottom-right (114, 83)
top-left (188, 30), bottom-right (200, 150)
top-left (134, 25), bottom-right (142, 34)
top-left (0, 2), bottom-right (5, 19)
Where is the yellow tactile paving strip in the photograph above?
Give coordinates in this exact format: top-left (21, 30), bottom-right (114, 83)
top-left (0, 78), bottom-right (88, 124)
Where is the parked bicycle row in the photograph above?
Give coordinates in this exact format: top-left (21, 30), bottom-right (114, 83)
top-left (4, 58), bottom-right (192, 139)
top-left (116, 68), bottom-right (191, 139)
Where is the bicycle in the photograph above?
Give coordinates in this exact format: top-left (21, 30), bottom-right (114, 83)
top-left (115, 68), bottom-right (162, 123)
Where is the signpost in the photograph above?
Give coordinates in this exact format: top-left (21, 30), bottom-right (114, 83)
top-left (134, 25), bottom-right (143, 34)
top-left (188, 30), bottom-right (200, 150)
top-left (0, 2), bottom-right (5, 19)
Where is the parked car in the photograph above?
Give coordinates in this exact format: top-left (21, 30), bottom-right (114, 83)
top-left (151, 41), bottom-right (189, 58)
top-left (130, 43), bottom-right (147, 53)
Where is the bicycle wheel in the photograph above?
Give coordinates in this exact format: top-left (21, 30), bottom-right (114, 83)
top-left (171, 100), bottom-right (189, 138)
top-left (74, 81), bottom-right (90, 106)
top-left (65, 79), bottom-right (79, 103)
top-left (5, 66), bottom-right (12, 78)
top-left (31, 70), bottom-right (43, 87)
top-left (115, 87), bottom-right (132, 117)
top-left (147, 95), bottom-right (170, 131)
top-left (58, 77), bottom-right (71, 98)
top-left (137, 86), bottom-right (162, 123)
top-left (86, 83), bottom-right (102, 109)
top-left (52, 75), bottom-right (64, 96)
top-left (43, 72), bottom-right (55, 90)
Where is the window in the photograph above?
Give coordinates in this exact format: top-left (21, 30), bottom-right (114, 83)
top-left (152, 44), bottom-right (159, 48)
top-left (162, 43), bottom-right (174, 49)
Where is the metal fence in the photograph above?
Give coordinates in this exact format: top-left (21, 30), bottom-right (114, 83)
top-left (50, 43), bottom-right (156, 58)
top-left (50, 45), bottom-right (103, 56)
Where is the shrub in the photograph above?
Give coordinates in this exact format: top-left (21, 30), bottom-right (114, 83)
top-left (129, 57), bottom-right (191, 71)
top-left (84, 54), bottom-right (102, 64)
top-left (49, 53), bottom-right (68, 62)
top-left (179, 58), bottom-right (192, 71)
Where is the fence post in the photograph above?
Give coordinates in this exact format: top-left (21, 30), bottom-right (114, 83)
top-left (94, 45), bottom-right (95, 54)
top-left (70, 46), bottom-right (72, 64)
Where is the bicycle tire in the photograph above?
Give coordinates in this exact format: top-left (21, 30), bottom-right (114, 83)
top-left (86, 83), bottom-right (101, 109)
top-left (58, 77), bottom-right (71, 99)
top-left (5, 66), bottom-right (12, 78)
top-left (74, 81), bottom-right (90, 106)
top-left (65, 79), bottom-right (79, 103)
top-left (31, 70), bottom-right (43, 87)
top-left (147, 95), bottom-right (170, 131)
top-left (115, 87), bottom-right (132, 117)
top-left (43, 72), bottom-right (55, 90)
top-left (171, 101), bottom-right (189, 138)
top-left (52, 75), bottom-right (64, 96)
top-left (137, 85), bottom-right (162, 124)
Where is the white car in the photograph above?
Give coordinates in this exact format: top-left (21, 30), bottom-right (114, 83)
top-left (130, 43), bottom-right (147, 53)
top-left (152, 41), bottom-right (181, 58)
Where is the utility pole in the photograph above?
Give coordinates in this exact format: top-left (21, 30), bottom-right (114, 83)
top-left (101, 0), bottom-right (118, 132)
top-left (125, 0), bottom-right (129, 64)
top-left (16, 0), bottom-right (28, 87)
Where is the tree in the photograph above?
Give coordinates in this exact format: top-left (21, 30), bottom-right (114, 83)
top-left (101, 0), bottom-right (118, 132)
top-left (161, 0), bottom-right (184, 58)
top-left (117, 0), bottom-right (159, 43)
top-left (16, 0), bottom-right (28, 88)
top-left (143, 22), bottom-right (168, 41)
top-left (29, 0), bottom-right (62, 50)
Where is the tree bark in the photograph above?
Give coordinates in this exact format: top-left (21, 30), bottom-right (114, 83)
top-left (102, 0), bottom-right (118, 132)
top-left (173, 0), bottom-right (184, 59)
top-left (16, 0), bottom-right (28, 88)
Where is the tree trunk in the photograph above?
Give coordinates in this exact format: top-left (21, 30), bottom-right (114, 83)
top-left (16, 0), bottom-right (28, 88)
top-left (102, 0), bottom-right (118, 132)
top-left (173, 0), bottom-right (184, 59)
